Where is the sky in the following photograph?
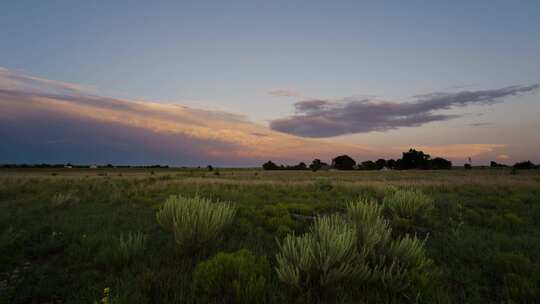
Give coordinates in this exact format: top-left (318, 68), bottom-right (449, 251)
top-left (1, 0), bottom-right (539, 166)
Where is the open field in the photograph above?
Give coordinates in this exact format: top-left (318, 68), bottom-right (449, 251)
top-left (1, 168), bottom-right (540, 303)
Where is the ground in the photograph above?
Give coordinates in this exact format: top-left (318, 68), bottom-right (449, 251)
top-left (1, 168), bottom-right (539, 303)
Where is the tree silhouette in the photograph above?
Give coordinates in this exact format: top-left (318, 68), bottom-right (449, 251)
top-left (309, 159), bottom-right (328, 172)
top-left (262, 160), bottom-right (280, 170)
top-left (332, 155), bottom-right (356, 170)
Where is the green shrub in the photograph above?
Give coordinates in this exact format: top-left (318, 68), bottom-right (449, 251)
top-left (383, 188), bottom-right (434, 233)
top-left (193, 249), bottom-right (271, 304)
top-left (255, 205), bottom-right (297, 233)
top-left (275, 214), bottom-right (366, 301)
top-left (346, 198), bottom-right (391, 257)
top-left (117, 231), bottom-right (146, 266)
top-left (346, 198), bottom-right (433, 298)
top-left (156, 195), bottom-right (236, 253)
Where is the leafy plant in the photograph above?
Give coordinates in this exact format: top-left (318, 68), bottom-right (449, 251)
top-left (156, 195), bottom-right (236, 253)
top-left (193, 249), bottom-right (271, 304)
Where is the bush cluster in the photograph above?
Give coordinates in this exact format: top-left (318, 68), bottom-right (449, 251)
top-left (275, 195), bottom-right (433, 302)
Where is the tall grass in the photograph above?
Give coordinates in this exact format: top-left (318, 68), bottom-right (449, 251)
top-left (117, 231), bottom-right (147, 266)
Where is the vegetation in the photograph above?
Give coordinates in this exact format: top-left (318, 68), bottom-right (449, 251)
top-left (513, 160), bottom-right (537, 170)
top-left (193, 249), bottom-right (271, 304)
top-left (156, 195), bottom-right (236, 254)
top-left (275, 214), bottom-right (361, 302)
top-left (117, 231), bottom-right (147, 267)
top-left (331, 155), bottom-right (356, 170)
top-left (1, 167), bottom-right (540, 303)
top-left (262, 148), bottom-right (455, 171)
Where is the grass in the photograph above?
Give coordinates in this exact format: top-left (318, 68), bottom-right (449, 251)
top-left (0, 168), bottom-right (539, 303)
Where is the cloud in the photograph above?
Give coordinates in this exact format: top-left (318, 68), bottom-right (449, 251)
top-left (469, 122), bottom-right (492, 127)
top-left (0, 67), bottom-right (375, 166)
top-left (497, 154), bottom-right (511, 160)
top-left (270, 85), bottom-right (540, 137)
top-left (268, 89), bottom-right (300, 97)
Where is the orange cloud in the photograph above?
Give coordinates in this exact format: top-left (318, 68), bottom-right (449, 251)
top-left (497, 154), bottom-right (511, 160)
top-left (0, 68), bottom-right (374, 165)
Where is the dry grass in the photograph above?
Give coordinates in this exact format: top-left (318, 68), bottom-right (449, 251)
top-left (1, 168), bottom-right (539, 189)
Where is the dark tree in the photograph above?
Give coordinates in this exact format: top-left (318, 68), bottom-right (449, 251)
top-left (262, 160), bottom-right (280, 170)
top-left (360, 160), bottom-right (378, 170)
top-left (431, 157), bottom-right (452, 170)
top-left (207, 165), bottom-right (213, 171)
top-left (375, 158), bottom-right (387, 170)
top-left (293, 162), bottom-right (308, 170)
top-left (309, 159), bottom-right (328, 172)
top-left (332, 155), bottom-right (356, 170)
top-left (397, 149), bottom-right (431, 170)
top-left (513, 160), bottom-right (536, 170)
top-left (464, 163), bottom-right (472, 170)
top-left (490, 161), bottom-right (508, 168)
top-left (386, 159), bottom-right (396, 169)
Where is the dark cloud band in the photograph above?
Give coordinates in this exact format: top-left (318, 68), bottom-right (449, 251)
top-left (270, 85), bottom-right (539, 137)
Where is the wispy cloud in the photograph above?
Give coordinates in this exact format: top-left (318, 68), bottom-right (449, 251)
top-left (270, 85), bottom-right (540, 137)
top-left (469, 122), bottom-right (492, 127)
top-left (268, 89), bottom-right (300, 98)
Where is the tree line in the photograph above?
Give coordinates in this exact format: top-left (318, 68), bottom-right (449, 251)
top-left (262, 149), bottom-right (539, 171)
top-left (0, 163), bottom-right (170, 169)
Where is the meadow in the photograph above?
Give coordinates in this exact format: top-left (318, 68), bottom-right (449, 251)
top-left (1, 168), bottom-right (540, 304)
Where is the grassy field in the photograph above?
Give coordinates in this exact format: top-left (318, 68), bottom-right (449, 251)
top-left (1, 168), bottom-right (540, 303)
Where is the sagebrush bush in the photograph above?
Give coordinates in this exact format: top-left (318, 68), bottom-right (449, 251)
top-left (347, 198), bottom-right (433, 298)
top-left (383, 188), bottom-right (434, 233)
top-left (156, 195), bottom-right (236, 253)
top-left (117, 231), bottom-right (147, 266)
top-left (346, 198), bottom-right (391, 258)
top-left (192, 249), bottom-right (271, 304)
top-left (275, 214), bottom-right (367, 300)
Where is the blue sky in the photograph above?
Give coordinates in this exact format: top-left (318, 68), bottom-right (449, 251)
top-left (1, 1), bottom-right (539, 165)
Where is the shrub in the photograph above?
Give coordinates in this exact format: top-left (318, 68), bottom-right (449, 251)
top-left (275, 214), bottom-right (366, 301)
top-left (346, 198), bottom-right (391, 258)
top-left (156, 195), bottom-right (236, 253)
top-left (192, 249), bottom-right (271, 304)
top-left (255, 205), bottom-right (297, 233)
top-left (117, 231), bottom-right (146, 266)
top-left (346, 198), bottom-right (433, 298)
top-left (382, 188), bottom-right (434, 234)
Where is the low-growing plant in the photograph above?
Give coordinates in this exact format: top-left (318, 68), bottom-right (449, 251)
top-left (117, 231), bottom-right (147, 266)
top-left (346, 198), bottom-right (391, 258)
top-left (275, 214), bottom-right (367, 301)
top-left (156, 195), bottom-right (236, 254)
top-left (383, 188), bottom-right (434, 234)
top-left (51, 192), bottom-right (80, 207)
top-left (193, 249), bottom-right (271, 304)
top-left (346, 198), bottom-right (434, 300)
